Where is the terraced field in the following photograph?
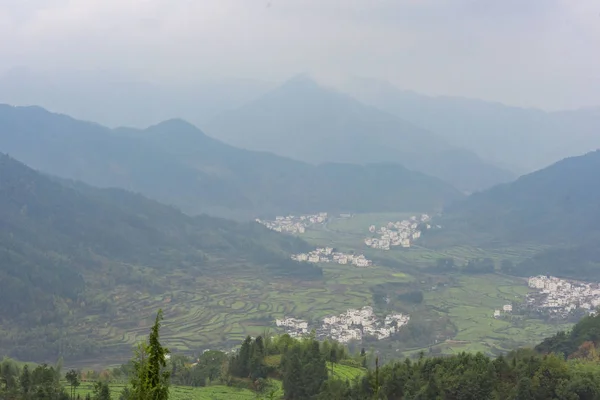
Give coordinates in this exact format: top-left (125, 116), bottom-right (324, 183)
top-left (424, 274), bottom-right (572, 355)
top-left (69, 213), bottom-right (569, 366)
top-left (73, 382), bottom-right (268, 399)
top-left (330, 364), bottom-right (366, 381)
top-left (69, 258), bottom-right (415, 365)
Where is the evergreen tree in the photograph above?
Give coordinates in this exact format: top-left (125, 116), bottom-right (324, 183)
top-left (93, 381), bottom-right (111, 400)
top-left (128, 309), bottom-right (170, 400)
top-left (20, 364), bottom-right (31, 399)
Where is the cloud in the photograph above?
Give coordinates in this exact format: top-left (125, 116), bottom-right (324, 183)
top-left (1, 0), bottom-right (599, 109)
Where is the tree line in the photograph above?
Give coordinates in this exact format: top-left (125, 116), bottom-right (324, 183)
top-left (5, 311), bottom-right (600, 399)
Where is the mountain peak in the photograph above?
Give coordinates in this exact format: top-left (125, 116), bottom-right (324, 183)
top-left (277, 73), bottom-right (328, 93)
top-left (148, 118), bottom-right (204, 134)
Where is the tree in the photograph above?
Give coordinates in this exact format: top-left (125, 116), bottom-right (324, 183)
top-left (128, 309), bottom-right (170, 400)
top-left (66, 369), bottom-right (81, 399)
top-left (21, 364), bottom-right (32, 398)
top-left (93, 381), bottom-right (111, 400)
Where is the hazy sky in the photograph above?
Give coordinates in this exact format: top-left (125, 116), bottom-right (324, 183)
top-left (1, 0), bottom-right (599, 110)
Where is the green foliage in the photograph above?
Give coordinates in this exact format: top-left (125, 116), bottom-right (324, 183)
top-left (281, 338), bottom-right (328, 399)
top-left (66, 369), bottom-right (81, 399)
top-left (0, 154), bottom-right (319, 360)
top-left (436, 150), bottom-right (600, 280)
top-left (127, 310), bottom-right (170, 400)
top-left (92, 381), bottom-right (111, 400)
top-left (0, 359), bottom-right (69, 400)
top-left (536, 313), bottom-right (600, 358)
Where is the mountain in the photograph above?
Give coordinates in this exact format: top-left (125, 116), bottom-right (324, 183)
top-left (0, 67), bottom-right (275, 128)
top-left (341, 77), bottom-right (600, 174)
top-left (0, 153), bottom-right (316, 361)
top-left (442, 150), bottom-right (600, 243)
top-left (0, 104), bottom-right (463, 218)
top-left (206, 75), bottom-right (516, 192)
top-left (434, 150), bottom-right (600, 279)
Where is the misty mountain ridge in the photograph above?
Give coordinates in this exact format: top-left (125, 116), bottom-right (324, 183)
top-left (206, 74), bottom-right (515, 192)
top-left (0, 67), bottom-right (275, 128)
top-left (341, 77), bottom-right (600, 174)
top-left (0, 104), bottom-right (463, 219)
top-left (430, 150), bottom-right (600, 280)
top-left (441, 149), bottom-right (600, 244)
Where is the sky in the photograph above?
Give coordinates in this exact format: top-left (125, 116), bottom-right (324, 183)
top-left (1, 0), bottom-right (599, 110)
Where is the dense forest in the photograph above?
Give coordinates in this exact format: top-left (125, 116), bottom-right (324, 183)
top-left (4, 311), bottom-right (600, 399)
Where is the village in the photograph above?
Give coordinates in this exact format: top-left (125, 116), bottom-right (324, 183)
top-left (275, 306), bottom-right (410, 343)
top-left (525, 275), bottom-right (600, 318)
top-left (364, 214), bottom-right (432, 250)
top-left (291, 247), bottom-right (373, 267)
top-left (255, 212), bottom-right (329, 234)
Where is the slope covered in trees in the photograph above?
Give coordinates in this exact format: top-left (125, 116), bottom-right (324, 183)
top-left (0, 154), bottom-right (317, 360)
top-left (437, 150), bottom-right (600, 244)
top-left (431, 150), bottom-right (600, 279)
top-left (0, 104), bottom-right (463, 218)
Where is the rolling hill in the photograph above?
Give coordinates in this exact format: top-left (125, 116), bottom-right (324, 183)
top-left (206, 75), bottom-right (515, 192)
top-left (442, 150), bottom-right (600, 244)
top-left (342, 77), bottom-right (600, 174)
top-left (0, 153), bottom-right (316, 361)
top-left (0, 104), bottom-right (463, 218)
top-left (433, 150), bottom-right (600, 279)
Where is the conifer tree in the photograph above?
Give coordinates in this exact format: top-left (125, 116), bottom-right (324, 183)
top-left (128, 309), bottom-right (170, 400)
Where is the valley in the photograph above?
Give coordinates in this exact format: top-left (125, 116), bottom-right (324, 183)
top-left (56, 211), bottom-right (575, 367)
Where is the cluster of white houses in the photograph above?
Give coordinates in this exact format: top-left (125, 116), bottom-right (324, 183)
top-left (526, 275), bottom-right (600, 316)
top-left (493, 304), bottom-right (513, 318)
top-left (364, 214), bottom-right (431, 250)
top-left (256, 212), bottom-right (328, 234)
top-left (275, 306), bottom-right (410, 343)
top-left (292, 247), bottom-right (372, 267)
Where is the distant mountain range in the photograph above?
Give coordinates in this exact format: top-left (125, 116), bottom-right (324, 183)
top-left (342, 77), bottom-right (600, 174)
top-left (0, 153), bottom-right (317, 360)
top-left (0, 104), bottom-right (463, 218)
top-left (206, 75), bottom-right (515, 192)
top-left (0, 67), bottom-right (274, 128)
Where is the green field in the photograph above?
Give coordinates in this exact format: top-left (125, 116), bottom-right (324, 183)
top-left (73, 382), bottom-right (267, 400)
top-left (68, 213), bottom-right (571, 366)
top-left (423, 274), bottom-right (571, 355)
top-left (71, 366), bottom-right (364, 399)
top-left (330, 363), bottom-right (366, 381)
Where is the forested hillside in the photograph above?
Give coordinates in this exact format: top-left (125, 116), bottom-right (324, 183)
top-left (429, 150), bottom-right (600, 280)
top-left (440, 150), bottom-right (600, 243)
top-left (0, 154), bottom-right (317, 360)
top-left (0, 104), bottom-right (463, 218)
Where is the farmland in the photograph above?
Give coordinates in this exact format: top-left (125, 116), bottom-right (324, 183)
top-left (68, 212), bottom-right (571, 365)
top-left (73, 382), bottom-right (269, 400)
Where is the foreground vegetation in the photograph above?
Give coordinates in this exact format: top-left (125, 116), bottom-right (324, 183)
top-left (5, 311), bottom-right (600, 399)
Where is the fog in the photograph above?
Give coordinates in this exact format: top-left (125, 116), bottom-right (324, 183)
top-left (1, 0), bottom-right (600, 111)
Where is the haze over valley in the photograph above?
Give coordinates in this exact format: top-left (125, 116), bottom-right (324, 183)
top-left (1, 1), bottom-right (600, 399)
